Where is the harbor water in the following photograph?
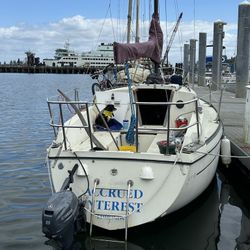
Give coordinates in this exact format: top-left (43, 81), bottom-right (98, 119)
top-left (0, 73), bottom-right (249, 250)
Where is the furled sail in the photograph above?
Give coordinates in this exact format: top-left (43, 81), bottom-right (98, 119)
top-left (113, 13), bottom-right (163, 64)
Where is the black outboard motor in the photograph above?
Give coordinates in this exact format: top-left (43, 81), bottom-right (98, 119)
top-left (42, 164), bottom-right (86, 249)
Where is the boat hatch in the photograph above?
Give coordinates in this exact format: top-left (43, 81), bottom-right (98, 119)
top-left (135, 88), bottom-right (172, 126)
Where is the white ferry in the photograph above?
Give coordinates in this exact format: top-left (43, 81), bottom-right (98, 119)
top-left (81, 43), bottom-right (114, 68)
top-left (43, 42), bottom-right (114, 68)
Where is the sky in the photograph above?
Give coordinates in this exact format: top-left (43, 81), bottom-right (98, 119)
top-left (0, 0), bottom-right (243, 64)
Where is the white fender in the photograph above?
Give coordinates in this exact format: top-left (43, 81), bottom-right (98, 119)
top-left (221, 136), bottom-right (231, 166)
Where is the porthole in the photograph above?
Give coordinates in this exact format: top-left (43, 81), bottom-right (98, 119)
top-left (176, 100), bottom-right (184, 109)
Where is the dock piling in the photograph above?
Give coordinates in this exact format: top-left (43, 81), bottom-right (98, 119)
top-left (211, 20), bottom-right (226, 91)
top-left (183, 44), bottom-right (190, 82)
top-left (189, 39), bottom-right (197, 88)
top-left (235, 1), bottom-right (250, 98)
top-left (198, 32), bottom-right (207, 86)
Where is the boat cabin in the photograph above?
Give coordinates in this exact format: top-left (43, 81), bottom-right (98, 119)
top-left (85, 84), bottom-right (198, 153)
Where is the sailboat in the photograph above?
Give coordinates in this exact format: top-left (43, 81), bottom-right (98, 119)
top-left (42, 0), bottom-right (223, 244)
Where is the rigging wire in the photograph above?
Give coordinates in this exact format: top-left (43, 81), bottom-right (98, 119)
top-left (115, 0), bottom-right (129, 43)
top-left (125, 62), bottom-right (136, 145)
top-left (149, 0), bottom-right (152, 21)
top-left (108, 2), bottom-right (116, 42)
top-left (96, 1), bottom-right (112, 46)
top-left (117, 0), bottom-right (121, 42)
top-left (142, 0), bottom-right (146, 41)
top-left (174, 0), bottom-right (183, 63)
top-left (131, 0), bottom-right (137, 42)
top-left (162, 0), bottom-right (183, 64)
top-left (164, 0), bottom-right (168, 46)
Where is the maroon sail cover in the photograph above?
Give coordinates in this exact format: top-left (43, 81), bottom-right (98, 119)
top-left (114, 14), bottom-right (163, 64)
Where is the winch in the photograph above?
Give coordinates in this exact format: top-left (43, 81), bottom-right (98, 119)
top-left (175, 115), bottom-right (188, 128)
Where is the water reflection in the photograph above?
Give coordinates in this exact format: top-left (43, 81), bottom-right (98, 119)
top-left (217, 165), bottom-right (250, 250)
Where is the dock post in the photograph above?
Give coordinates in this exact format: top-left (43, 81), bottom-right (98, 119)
top-left (189, 39), bottom-right (197, 88)
top-left (211, 20), bottom-right (226, 91)
top-left (183, 44), bottom-right (190, 82)
top-left (235, 1), bottom-right (250, 98)
top-left (198, 32), bottom-right (207, 86)
top-left (244, 86), bottom-right (250, 143)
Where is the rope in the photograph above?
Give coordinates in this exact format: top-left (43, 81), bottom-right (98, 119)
top-left (196, 151), bottom-right (250, 159)
top-left (74, 152), bottom-right (90, 198)
top-left (125, 62), bottom-right (136, 145)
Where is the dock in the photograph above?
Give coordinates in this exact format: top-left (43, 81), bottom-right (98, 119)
top-left (195, 84), bottom-right (250, 169)
top-left (0, 65), bottom-right (99, 74)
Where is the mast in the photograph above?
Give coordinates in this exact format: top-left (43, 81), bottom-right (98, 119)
top-left (154, 0), bottom-right (159, 15)
top-left (127, 0), bottom-right (133, 43)
top-left (154, 0), bottom-right (159, 73)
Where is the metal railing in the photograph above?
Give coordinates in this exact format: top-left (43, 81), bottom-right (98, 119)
top-left (47, 99), bottom-right (93, 150)
top-left (134, 98), bottom-right (200, 153)
top-left (47, 97), bottom-right (201, 153)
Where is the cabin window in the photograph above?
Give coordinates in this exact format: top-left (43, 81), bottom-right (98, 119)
top-left (135, 89), bottom-right (172, 126)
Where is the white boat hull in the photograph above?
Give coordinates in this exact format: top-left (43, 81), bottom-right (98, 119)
top-left (48, 124), bottom-right (222, 230)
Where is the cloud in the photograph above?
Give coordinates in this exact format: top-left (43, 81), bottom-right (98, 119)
top-left (0, 15), bottom-right (238, 64)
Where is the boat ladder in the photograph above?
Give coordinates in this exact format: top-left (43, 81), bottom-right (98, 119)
top-left (89, 179), bottom-right (133, 242)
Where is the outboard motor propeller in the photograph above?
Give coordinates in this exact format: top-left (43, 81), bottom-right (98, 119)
top-left (42, 164), bottom-right (86, 249)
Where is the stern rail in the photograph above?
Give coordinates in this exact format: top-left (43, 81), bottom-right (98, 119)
top-left (47, 96), bottom-right (201, 153)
